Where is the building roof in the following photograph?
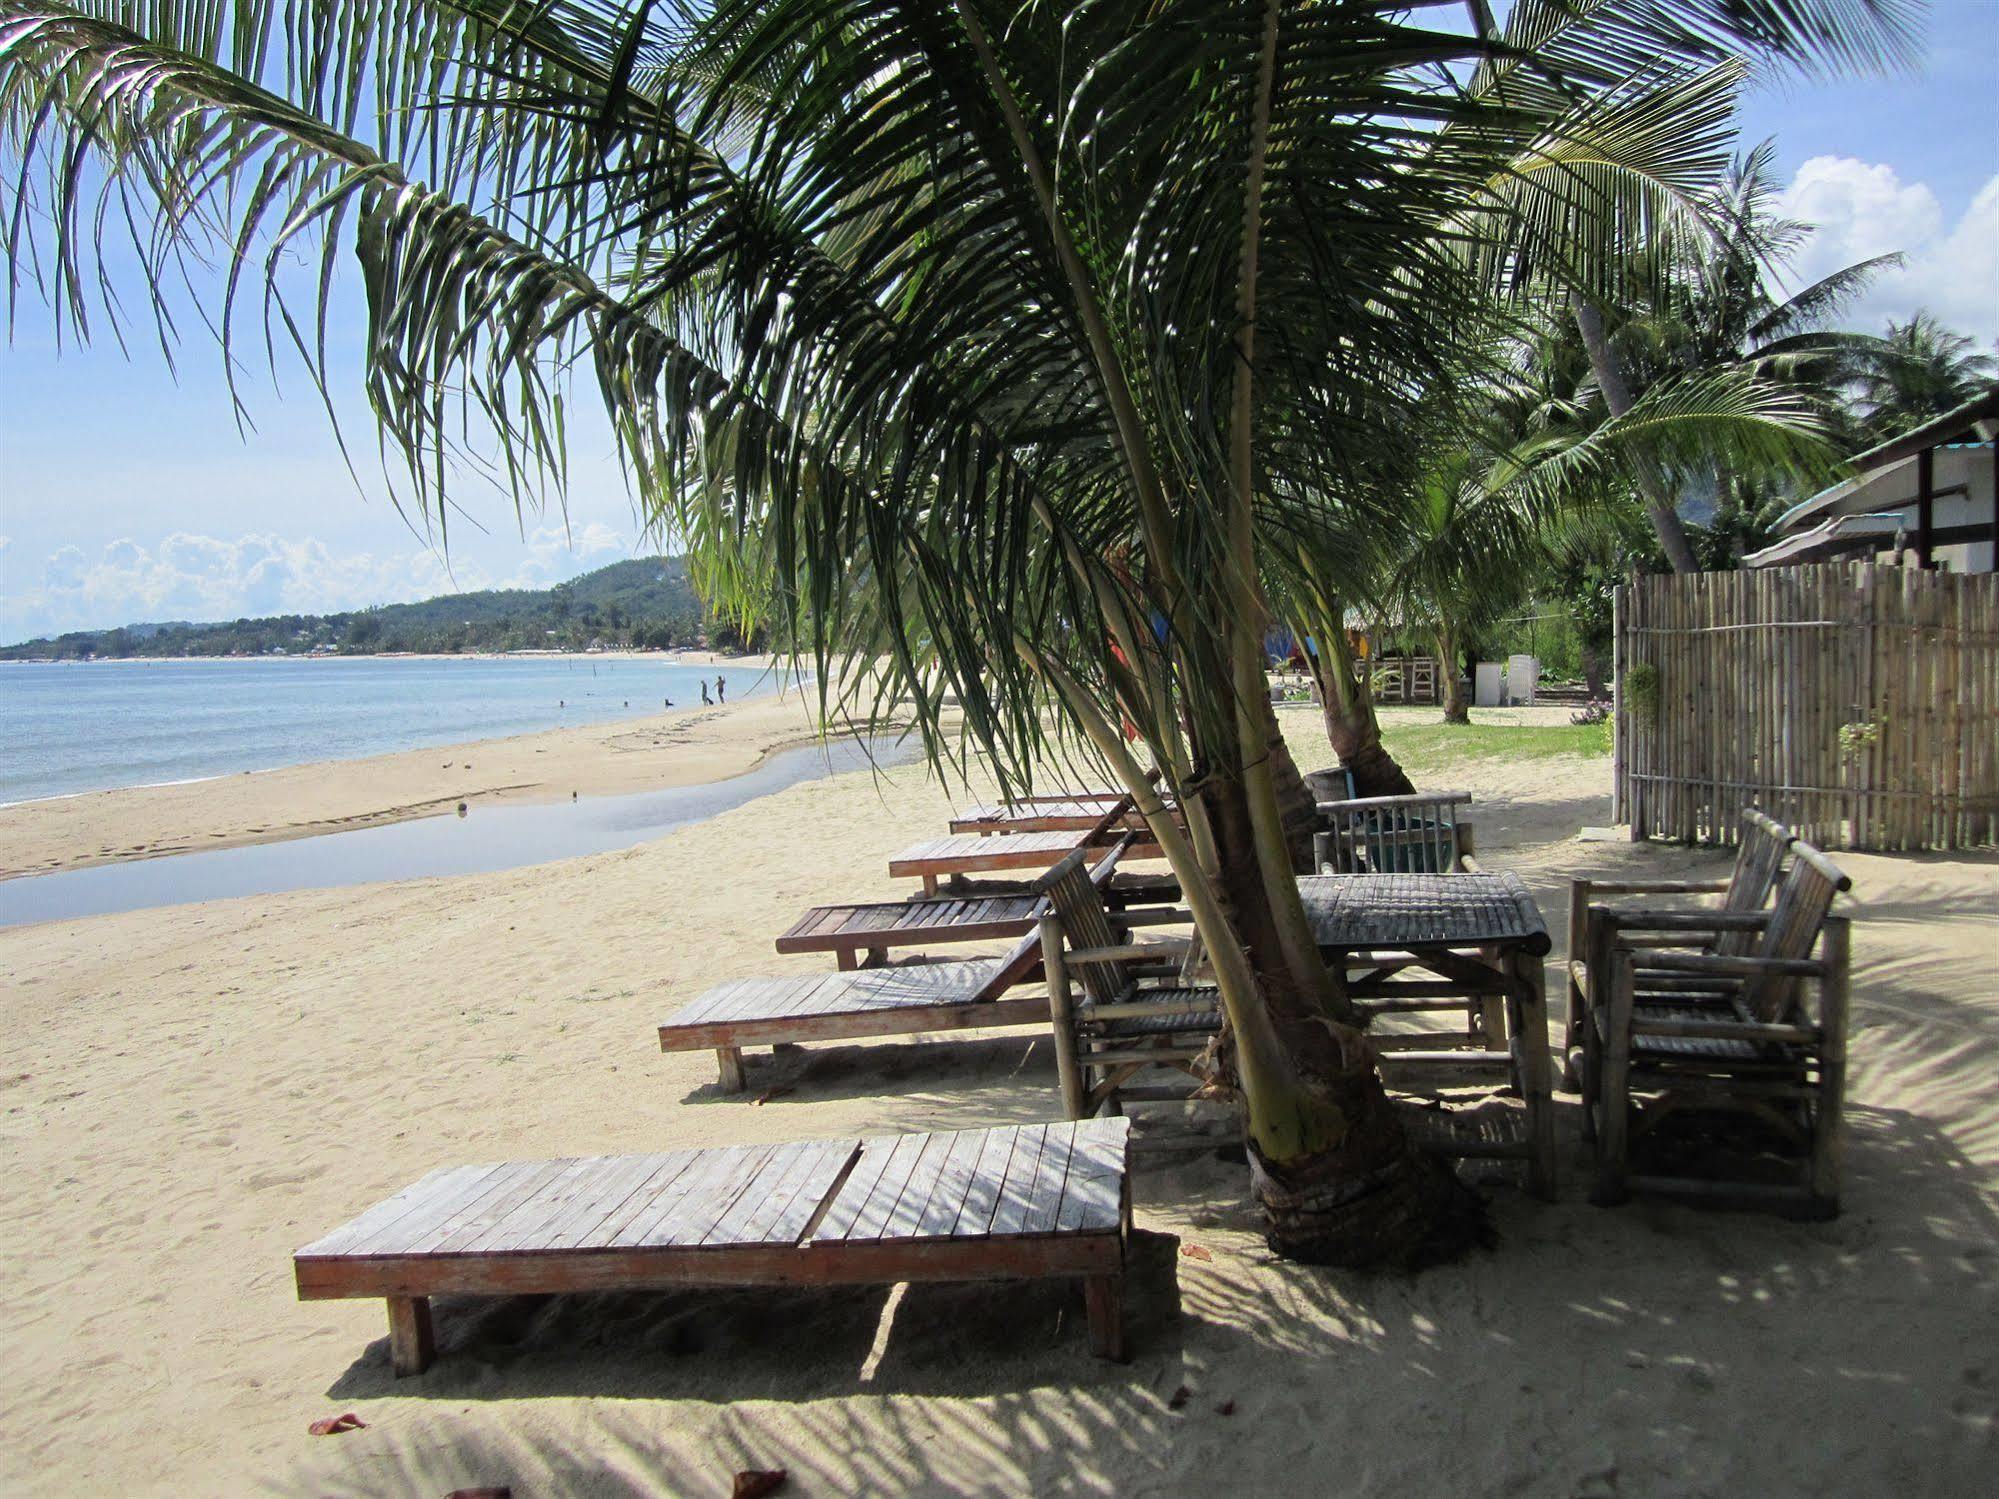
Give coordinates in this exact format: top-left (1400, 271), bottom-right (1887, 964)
top-left (1770, 385), bottom-right (1999, 536)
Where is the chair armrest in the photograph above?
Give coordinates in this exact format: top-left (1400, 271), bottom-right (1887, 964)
top-left (1592, 907), bottom-right (1773, 934)
top-left (1067, 939), bottom-right (1194, 963)
top-left (1638, 952), bottom-right (1825, 979)
top-left (1110, 907), bottom-right (1195, 930)
top-left (1574, 878), bottom-right (1730, 896)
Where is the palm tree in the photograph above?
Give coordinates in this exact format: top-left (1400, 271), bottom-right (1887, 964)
top-left (0, 0), bottom-right (1914, 1263)
top-left (1568, 140), bottom-right (1906, 569)
top-left (1852, 313), bottom-right (1999, 439)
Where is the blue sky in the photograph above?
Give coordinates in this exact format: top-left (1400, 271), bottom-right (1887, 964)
top-left (2, 1), bottom-right (1996, 643)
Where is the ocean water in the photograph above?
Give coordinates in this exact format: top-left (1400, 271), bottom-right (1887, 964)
top-left (0, 655), bottom-right (776, 805)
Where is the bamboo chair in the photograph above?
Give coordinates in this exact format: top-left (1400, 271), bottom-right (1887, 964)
top-left (1036, 847), bottom-right (1222, 1119)
top-left (1564, 808), bottom-right (1797, 1083)
top-left (1581, 843), bottom-right (1854, 1217)
top-left (1312, 791), bottom-right (1476, 875)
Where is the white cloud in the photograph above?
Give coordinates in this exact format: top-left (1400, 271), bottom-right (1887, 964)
top-left (0, 524), bottom-right (636, 641)
top-left (1778, 158), bottom-right (1999, 345)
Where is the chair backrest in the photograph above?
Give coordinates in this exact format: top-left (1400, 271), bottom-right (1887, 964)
top-left (1314, 791), bottom-right (1472, 874)
top-left (1713, 807), bottom-right (1797, 957)
top-left (1741, 841), bottom-right (1853, 1021)
top-left (1039, 840), bottom-right (1134, 1004)
top-left (973, 836), bottom-right (1134, 1001)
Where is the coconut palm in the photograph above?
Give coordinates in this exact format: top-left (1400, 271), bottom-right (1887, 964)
top-left (0, 0), bottom-right (1915, 1263)
top-left (1568, 139), bottom-right (1904, 570)
top-left (1851, 313), bottom-right (1999, 439)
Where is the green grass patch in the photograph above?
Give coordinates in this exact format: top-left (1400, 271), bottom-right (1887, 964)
top-left (1378, 719), bottom-right (1611, 779)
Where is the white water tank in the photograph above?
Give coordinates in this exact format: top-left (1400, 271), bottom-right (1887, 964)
top-left (1506, 654), bottom-right (1540, 705)
top-left (1474, 661), bottom-right (1505, 707)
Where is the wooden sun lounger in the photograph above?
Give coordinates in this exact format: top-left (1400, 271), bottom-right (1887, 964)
top-left (295, 1117), bottom-right (1133, 1375)
top-left (667, 841), bottom-right (1140, 1089)
top-left (774, 874), bottom-right (1182, 970)
top-left (777, 891), bottom-right (1050, 968)
top-left (950, 797), bottom-right (1169, 835)
top-left (895, 790), bottom-right (1161, 895)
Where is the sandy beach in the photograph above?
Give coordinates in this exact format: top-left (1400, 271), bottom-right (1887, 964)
top-left (1, 705), bottom-right (1994, 1496)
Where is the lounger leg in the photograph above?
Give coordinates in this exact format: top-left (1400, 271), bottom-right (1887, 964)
top-left (387, 1295), bottom-right (434, 1377)
top-left (716, 1046), bottom-right (747, 1092)
top-left (921, 873), bottom-right (939, 896)
top-left (1083, 1274), bottom-right (1126, 1361)
top-left (836, 949), bottom-right (858, 972)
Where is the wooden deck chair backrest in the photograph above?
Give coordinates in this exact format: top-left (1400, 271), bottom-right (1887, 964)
top-left (1039, 841), bottom-right (1135, 1004)
top-left (1314, 791), bottom-right (1472, 874)
top-left (970, 835), bottom-right (1135, 1002)
top-left (1714, 808), bottom-right (1797, 958)
top-left (1742, 841), bottom-right (1853, 1021)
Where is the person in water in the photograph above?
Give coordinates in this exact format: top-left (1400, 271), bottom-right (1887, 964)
top-left (716, 674), bottom-right (727, 703)
top-left (700, 682), bottom-right (712, 705)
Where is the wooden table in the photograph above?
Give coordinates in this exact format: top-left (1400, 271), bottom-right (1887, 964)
top-left (1298, 872), bottom-right (1557, 1196)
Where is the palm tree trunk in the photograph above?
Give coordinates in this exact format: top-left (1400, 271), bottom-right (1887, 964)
top-left (1572, 296), bottom-right (1700, 574)
top-left (1302, 623), bottom-right (1417, 796)
top-left (1201, 0), bottom-right (1478, 1264)
top-left (1436, 623), bottom-right (1471, 724)
top-left (1197, 772), bottom-right (1483, 1264)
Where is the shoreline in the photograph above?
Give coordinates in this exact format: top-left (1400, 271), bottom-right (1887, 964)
top-left (1, 647), bottom-right (785, 667)
top-left (0, 685), bottom-right (862, 881)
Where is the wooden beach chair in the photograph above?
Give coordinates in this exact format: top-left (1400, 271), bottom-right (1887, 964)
top-left (1312, 790), bottom-right (1476, 875)
top-left (1580, 842), bottom-right (1854, 1216)
top-left (295, 1117), bottom-right (1133, 1375)
top-left (1564, 807), bottom-right (1796, 1079)
top-left (664, 840), bottom-right (1139, 1090)
top-left (1036, 846), bottom-right (1222, 1119)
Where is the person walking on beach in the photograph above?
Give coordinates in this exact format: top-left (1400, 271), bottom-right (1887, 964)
top-left (700, 681), bottom-right (712, 706)
top-left (716, 674), bottom-right (727, 704)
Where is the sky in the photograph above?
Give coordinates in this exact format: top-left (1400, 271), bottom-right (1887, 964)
top-left (1, 1), bottom-right (1996, 644)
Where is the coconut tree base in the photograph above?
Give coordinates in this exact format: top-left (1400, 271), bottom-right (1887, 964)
top-left (1249, 1136), bottom-right (1490, 1268)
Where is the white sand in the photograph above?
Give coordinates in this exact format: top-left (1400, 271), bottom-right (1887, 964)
top-left (1, 720), bottom-right (1994, 1496)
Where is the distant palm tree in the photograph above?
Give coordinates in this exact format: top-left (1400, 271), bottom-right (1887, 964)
top-left (1852, 313), bottom-right (1999, 440)
top-left (0, 0), bottom-right (1915, 1263)
top-left (1571, 142), bottom-right (1900, 568)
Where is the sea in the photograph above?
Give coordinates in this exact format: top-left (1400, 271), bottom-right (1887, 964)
top-left (0, 654), bottom-right (777, 806)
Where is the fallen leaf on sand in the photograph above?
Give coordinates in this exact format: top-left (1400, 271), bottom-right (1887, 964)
top-left (1167, 1386), bottom-right (1191, 1411)
top-left (1179, 1244), bottom-right (1212, 1262)
top-left (1214, 1400), bottom-right (1236, 1417)
top-left (749, 1087), bottom-right (795, 1106)
top-left (446, 1489), bottom-right (511, 1498)
top-left (733, 1471), bottom-right (787, 1499)
top-left (307, 1413), bottom-right (367, 1436)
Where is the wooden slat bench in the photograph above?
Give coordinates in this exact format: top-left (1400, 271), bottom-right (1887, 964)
top-left (295, 1118), bottom-right (1132, 1374)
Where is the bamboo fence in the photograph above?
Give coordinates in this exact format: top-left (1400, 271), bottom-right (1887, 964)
top-left (1614, 562), bottom-right (1999, 851)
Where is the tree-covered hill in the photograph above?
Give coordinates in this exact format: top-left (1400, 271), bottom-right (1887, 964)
top-left (0, 557), bottom-right (759, 660)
